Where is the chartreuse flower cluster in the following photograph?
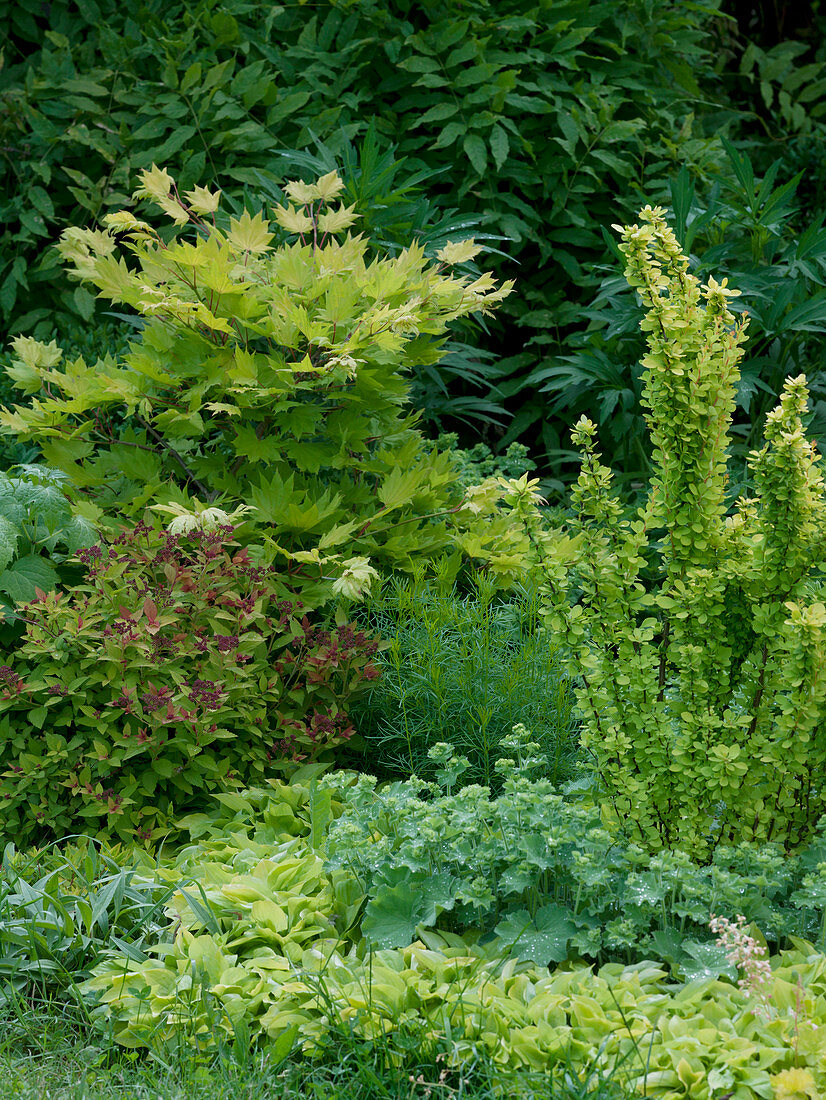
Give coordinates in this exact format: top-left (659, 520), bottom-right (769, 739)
top-left (508, 206), bottom-right (826, 859)
top-left (77, 773), bottom-right (826, 1100)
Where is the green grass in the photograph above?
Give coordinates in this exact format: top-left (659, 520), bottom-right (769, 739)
top-left (0, 999), bottom-right (637, 1100)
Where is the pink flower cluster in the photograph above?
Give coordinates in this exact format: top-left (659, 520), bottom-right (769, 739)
top-left (709, 914), bottom-right (773, 1017)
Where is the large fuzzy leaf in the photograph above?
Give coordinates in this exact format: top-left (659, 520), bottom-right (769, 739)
top-left (0, 515), bottom-right (20, 575)
top-left (53, 514), bottom-right (97, 554)
top-left (0, 554), bottom-right (58, 604)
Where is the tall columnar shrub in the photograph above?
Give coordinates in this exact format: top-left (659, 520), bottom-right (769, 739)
top-left (0, 167), bottom-right (517, 596)
top-left (516, 206), bottom-right (826, 858)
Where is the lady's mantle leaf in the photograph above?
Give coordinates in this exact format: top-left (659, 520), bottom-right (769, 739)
top-left (494, 904), bottom-right (575, 965)
top-left (679, 940), bottom-right (738, 983)
top-left (362, 882), bottom-right (438, 948)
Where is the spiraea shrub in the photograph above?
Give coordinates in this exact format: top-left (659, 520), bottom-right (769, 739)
top-left (509, 206), bottom-right (826, 859)
top-left (0, 521), bottom-right (379, 845)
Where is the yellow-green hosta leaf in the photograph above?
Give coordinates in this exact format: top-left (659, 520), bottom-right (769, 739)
top-left (186, 935), bottom-right (228, 983)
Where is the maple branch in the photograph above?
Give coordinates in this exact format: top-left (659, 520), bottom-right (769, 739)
top-left (134, 414), bottom-right (217, 501)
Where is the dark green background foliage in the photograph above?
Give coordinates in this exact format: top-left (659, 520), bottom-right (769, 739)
top-left (535, 145), bottom-right (826, 489)
top-left (8, 0), bottom-right (821, 475)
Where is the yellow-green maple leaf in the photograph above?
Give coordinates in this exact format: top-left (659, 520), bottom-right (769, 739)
top-left (133, 164), bottom-right (175, 202)
top-left (272, 204), bottom-right (314, 235)
top-left (227, 210), bottom-right (274, 254)
top-left (318, 203), bottom-right (360, 235)
top-left (436, 239), bottom-right (484, 265)
top-left (314, 170), bottom-right (345, 201)
top-left (184, 184), bottom-right (222, 216)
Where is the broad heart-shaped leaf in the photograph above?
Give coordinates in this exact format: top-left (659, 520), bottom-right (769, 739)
top-left (494, 904), bottom-right (575, 965)
top-left (0, 478), bottom-right (26, 527)
top-left (0, 515), bottom-right (20, 574)
top-left (57, 514), bottom-right (97, 554)
top-left (3, 481), bottom-right (68, 533)
top-left (0, 554), bottom-right (58, 604)
top-left (678, 940), bottom-right (737, 983)
top-left (362, 873), bottom-right (458, 949)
